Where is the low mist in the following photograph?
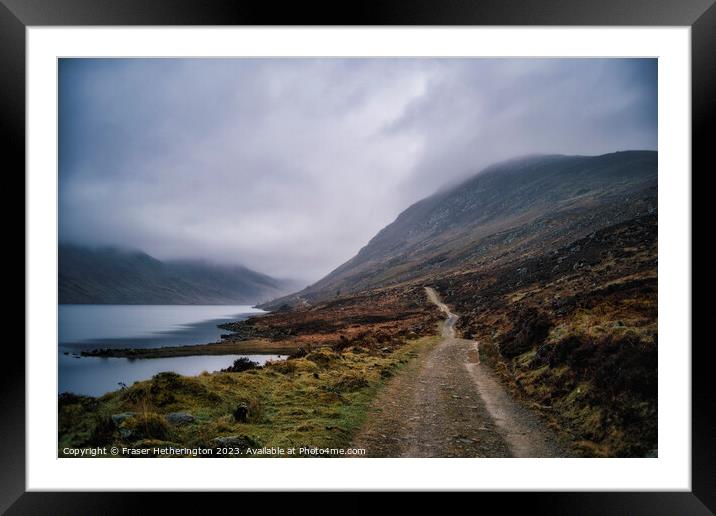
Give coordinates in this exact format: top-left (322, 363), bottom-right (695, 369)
top-left (59, 58), bottom-right (656, 283)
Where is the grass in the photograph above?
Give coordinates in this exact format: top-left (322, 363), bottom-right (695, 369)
top-left (502, 298), bottom-right (657, 457)
top-left (59, 335), bottom-right (439, 457)
top-left (546, 296), bottom-right (656, 344)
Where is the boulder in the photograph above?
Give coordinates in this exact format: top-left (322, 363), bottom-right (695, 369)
top-left (111, 412), bottom-right (135, 427)
top-left (210, 435), bottom-right (255, 449)
top-left (165, 412), bottom-right (195, 425)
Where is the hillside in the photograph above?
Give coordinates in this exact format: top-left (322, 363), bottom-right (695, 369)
top-left (60, 150), bottom-right (659, 457)
top-left (247, 150), bottom-right (658, 456)
top-left (263, 151), bottom-right (656, 308)
top-left (59, 244), bottom-right (296, 305)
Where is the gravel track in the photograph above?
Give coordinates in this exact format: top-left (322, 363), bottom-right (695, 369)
top-left (351, 287), bottom-right (571, 458)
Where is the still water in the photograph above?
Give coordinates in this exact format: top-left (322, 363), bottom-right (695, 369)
top-left (59, 305), bottom-right (280, 396)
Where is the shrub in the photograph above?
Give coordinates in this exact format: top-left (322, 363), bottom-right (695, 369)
top-left (270, 359), bottom-right (297, 375)
top-left (379, 367), bottom-right (393, 379)
top-left (120, 413), bottom-right (171, 441)
top-left (331, 335), bottom-right (352, 352)
top-left (222, 357), bottom-right (260, 373)
top-left (306, 348), bottom-right (340, 367)
top-left (289, 346), bottom-right (308, 359)
top-left (500, 309), bottom-right (552, 358)
top-left (89, 414), bottom-right (116, 445)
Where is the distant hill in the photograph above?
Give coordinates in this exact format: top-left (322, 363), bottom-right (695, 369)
top-left (263, 151), bottom-right (657, 308)
top-left (59, 245), bottom-right (297, 305)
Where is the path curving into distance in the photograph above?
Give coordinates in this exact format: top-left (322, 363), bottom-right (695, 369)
top-left (352, 287), bottom-right (570, 458)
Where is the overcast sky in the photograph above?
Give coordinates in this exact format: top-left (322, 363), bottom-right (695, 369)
top-left (59, 58), bottom-right (657, 284)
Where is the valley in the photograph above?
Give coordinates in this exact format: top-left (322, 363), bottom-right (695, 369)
top-left (58, 151), bottom-right (658, 458)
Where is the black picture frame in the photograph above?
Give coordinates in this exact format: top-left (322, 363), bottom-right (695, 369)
top-left (3, 0), bottom-right (709, 511)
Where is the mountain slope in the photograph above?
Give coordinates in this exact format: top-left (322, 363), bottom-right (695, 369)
top-left (59, 245), bottom-right (295, 305)
top-left (252, 150), bottom-right (658, 456)
top-left (264, 151), bottom-right (656, 308)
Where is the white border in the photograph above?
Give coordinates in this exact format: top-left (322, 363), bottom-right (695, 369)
top-left (27, 27), bottom-right (691, 491)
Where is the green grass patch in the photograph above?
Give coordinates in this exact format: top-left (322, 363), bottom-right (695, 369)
top-left (59, 336), bottom-right (439, 457)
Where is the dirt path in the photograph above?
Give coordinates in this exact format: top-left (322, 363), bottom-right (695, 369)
top-left (351, 287), bottom-right (570, 457)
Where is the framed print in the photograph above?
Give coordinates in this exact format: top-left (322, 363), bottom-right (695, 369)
top-left (3, 0), bottom-right (710, 511)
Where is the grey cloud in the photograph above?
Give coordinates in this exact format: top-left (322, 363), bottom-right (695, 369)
top-left (59, 58), bottom-right (656, 284)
